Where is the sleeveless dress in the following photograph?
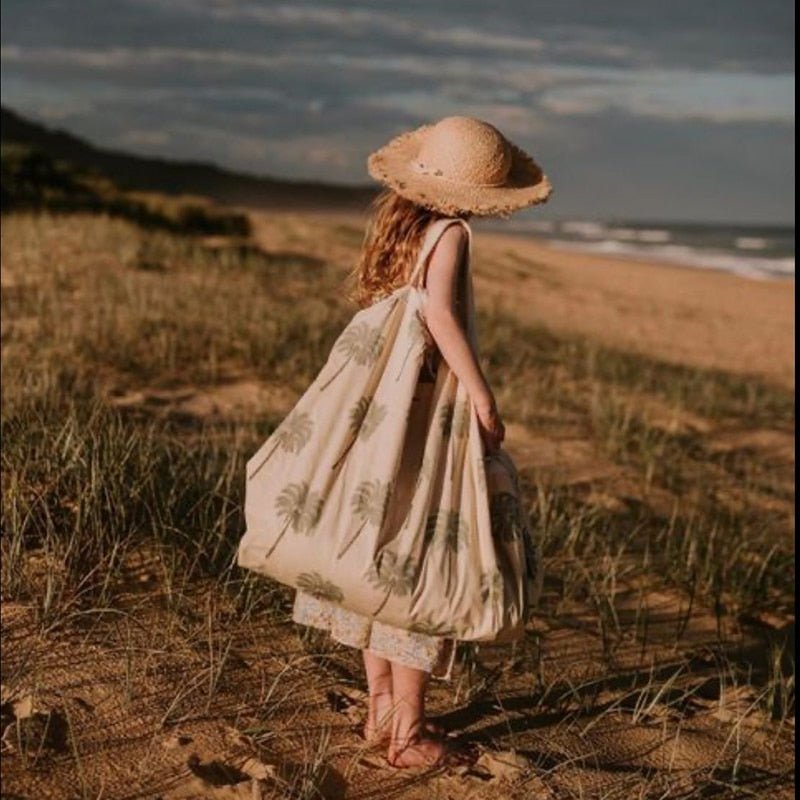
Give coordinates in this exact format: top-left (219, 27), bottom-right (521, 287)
top-left (291, 218), bottom-right (469, 679)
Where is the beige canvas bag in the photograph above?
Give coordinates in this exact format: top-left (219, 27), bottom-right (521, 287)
top-left (238, 218), bottom-right (542, 642)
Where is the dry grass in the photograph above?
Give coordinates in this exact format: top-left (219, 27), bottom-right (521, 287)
top-left (1, 211), bottom-right (794, 799)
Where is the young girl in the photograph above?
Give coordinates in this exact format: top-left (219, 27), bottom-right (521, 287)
top-left (290, 116), bottom-right (552, 768)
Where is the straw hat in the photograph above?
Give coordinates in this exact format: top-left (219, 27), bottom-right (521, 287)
top-left (367, 116), bottom-right (552, 217)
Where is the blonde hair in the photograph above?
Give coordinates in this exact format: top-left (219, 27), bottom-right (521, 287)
top-left (346, 189), bottom-right (465, 308)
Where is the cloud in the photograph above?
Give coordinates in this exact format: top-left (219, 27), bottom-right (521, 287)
top-left (0, 44), bottom-right (289, 70)
top-left (422, 28), bottom-right (545, 53)
top-left (539, 68), bottom-right (794, 123)
top-left (1, 0), bottom-right (793, 220)
top-left (6, 42), bottom-right (791, 126)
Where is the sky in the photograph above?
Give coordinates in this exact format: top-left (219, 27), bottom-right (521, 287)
top-left (1, 0), bottom-right (794, 224)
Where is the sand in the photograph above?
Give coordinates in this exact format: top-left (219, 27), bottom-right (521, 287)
top-left (1, 209), bottom-right (794, 799)
top-left (250, 210), bottom-right (794, 390)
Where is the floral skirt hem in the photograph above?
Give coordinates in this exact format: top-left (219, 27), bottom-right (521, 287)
top-left (292, 589), bottom-right (457, 681)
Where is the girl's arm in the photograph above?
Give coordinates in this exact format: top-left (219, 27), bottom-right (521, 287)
top-left (423, 225), bottom-right (505, 450)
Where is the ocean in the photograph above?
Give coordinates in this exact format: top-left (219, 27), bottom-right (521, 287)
top-left (478, 219), bottom-right (795, 281)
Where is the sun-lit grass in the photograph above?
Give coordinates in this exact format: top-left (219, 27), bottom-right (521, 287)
top-left (1, 211), bottom-right (794, 798)
top-left (3, 213), bottom-right (792, 620)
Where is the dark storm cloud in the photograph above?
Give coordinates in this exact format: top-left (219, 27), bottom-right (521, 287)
top-left (1, 0), bottom-right (794, 222)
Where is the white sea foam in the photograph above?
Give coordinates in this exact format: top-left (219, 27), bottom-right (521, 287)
top-left (735, 237), bottom-right (768, 250)
top-left (607, 228), bottom-right (672, 243)
top-left (547, 239), bottom-right (795, 280)
top-left (486, 218), bottom-right (794, 281)
top-left (560, 221), bottom-right (607, 237)
top-left (526, 220), bottom-right (557, 232)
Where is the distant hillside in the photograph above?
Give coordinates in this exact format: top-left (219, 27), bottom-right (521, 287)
top-left (0, 107), bottom-right (376, 211)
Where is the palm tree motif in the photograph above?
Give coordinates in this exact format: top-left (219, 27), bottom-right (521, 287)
top-left (451, 398), bottom-right (470, 439)
top-left (264, 481), bottom-right (324, 558)
top-left (335, 478), bottom-right (391, 559)
top-left (318, 321), bottom-right (385, 391)
top-left (475, 456), bottom-right (488, 497)
top-left (396, 312), bottom-right (426, 380)
top-left (424, 508), bottom-right (470, 596)
top-left (248, 409), bottom-right (313, 480)
top-left (480, 569), bottom-right (504, 609)
top-left (360, 400), bottom-right (387, 440)
top-left (424, 508), bottom-right (469, 553)
top-left (489, 492), bottom-right (524, 542)
top-left (296, 571), bottom-right (344, 603)
top-left (348, 395), bottom-right (372, 435)
top-left (439, 399), bottom-right (469, 441)
top-left (397, 454), bottom-right (431, 533)
top-left (368, 549), bottom-right (417, 615)
top-left (408, 616), bottom-right (455, 636)
top-left (439, 401), bottom-right (456, 438)
top-left (334, 394), bottom-right (386, 471)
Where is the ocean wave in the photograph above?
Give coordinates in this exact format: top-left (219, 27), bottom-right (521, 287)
top-left (559, 221), bottom-right (607, 237)
top-left (547, 239), bottom-right (795, 280)
top-left (482, 217), bottom-right (794, 280)
top-left (636, 229), bottom-right (672, 243)
top-left (525, 220), bottom-right (557, 233)
top-left (607, 227), bottom-right (671, 243)
top-left (735, 237), bottom-right (768, 250)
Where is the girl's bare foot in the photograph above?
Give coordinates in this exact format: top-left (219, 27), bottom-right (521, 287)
top-left (363, 693), bottom-right (445, 744)
top-left (364, 716), bottom-right (446, 744)
top-left (386, 733), bottom-right (476, 769)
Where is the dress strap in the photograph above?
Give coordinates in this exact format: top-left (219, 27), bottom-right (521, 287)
top-left (407, 217), bottom-right (472, 289)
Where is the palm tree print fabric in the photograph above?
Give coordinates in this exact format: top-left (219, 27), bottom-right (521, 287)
top-left (238, 218), bottom-right (541, 643)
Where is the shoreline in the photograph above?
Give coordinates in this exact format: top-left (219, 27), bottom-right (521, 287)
top-left (542, 239), bottom-right (793, 282)
top-left (472, 225), bottom-right (795, 283)
top-left (475, 227), bottom-right (795, 390)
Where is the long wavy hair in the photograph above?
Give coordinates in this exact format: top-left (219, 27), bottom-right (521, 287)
top-left (346, 189), bottom-right (467, 308)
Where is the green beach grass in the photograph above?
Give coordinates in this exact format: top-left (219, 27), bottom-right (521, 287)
top-left (1, 211), bottom-right (794, 798)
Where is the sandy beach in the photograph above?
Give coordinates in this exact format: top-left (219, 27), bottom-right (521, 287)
top-left (2, 209), bottom-right (794, 799)
top-left (250, 210), bottom-right (795, 391)
top-left (2, 0), bottom-right (794, 789)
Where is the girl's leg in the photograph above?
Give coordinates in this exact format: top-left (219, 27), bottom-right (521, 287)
top-left (362, 649), bottom-right (446, 744)
top-left (387, 661), bottom-right (452, 766)
top-left (362, 650), bottom-right (394, 740)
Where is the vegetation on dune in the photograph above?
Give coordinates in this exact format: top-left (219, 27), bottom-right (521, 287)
top-left (1, 105), bottom-right (376, 210)
top-left (2, 209), bottom-right (793, 626)
top-left (1, 142), bottom-right (252, 236)
top-left (0, 211), bottom-right (794, 797)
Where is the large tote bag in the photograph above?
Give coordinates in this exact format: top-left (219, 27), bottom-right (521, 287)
top-left (238, 218), bottom-right (542, 642)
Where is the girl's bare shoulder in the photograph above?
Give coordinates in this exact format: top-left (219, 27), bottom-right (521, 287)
top-left (425, 222), bottom-right (469, 303)
top-left (430, 221), bottom-right (468, 258)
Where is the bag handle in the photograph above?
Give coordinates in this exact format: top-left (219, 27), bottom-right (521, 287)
top-left (407, 218), bottom-right (472, 289)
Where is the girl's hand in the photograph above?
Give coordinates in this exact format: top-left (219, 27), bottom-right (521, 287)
top-left (475, 396), bottom-right (505, 454)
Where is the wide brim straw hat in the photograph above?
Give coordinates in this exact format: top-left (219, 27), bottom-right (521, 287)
top-left (367, 116), bottom-right (552, 217)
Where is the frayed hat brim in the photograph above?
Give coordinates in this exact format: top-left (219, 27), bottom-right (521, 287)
top-left (367, 124), bottom-right (552, 217)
